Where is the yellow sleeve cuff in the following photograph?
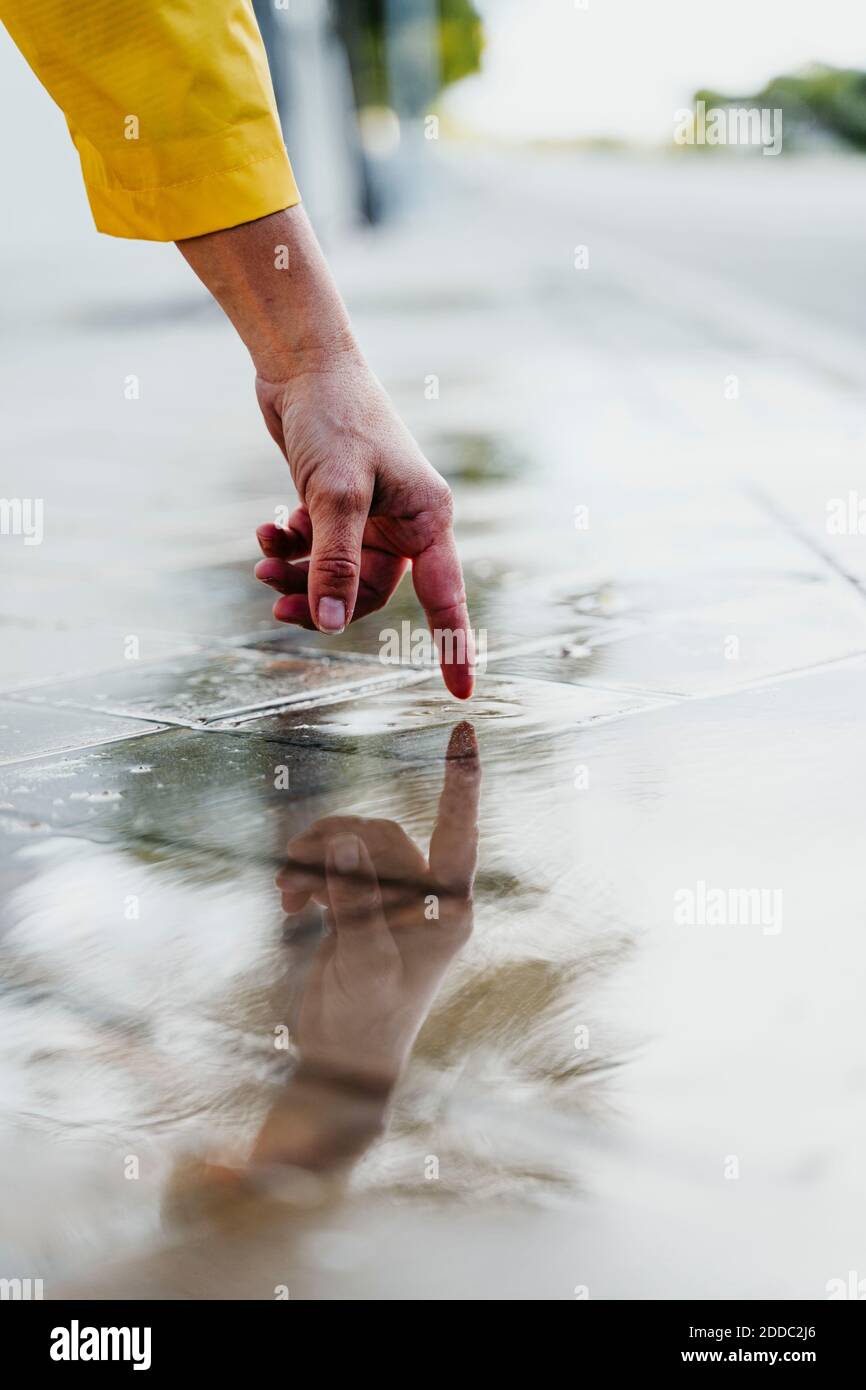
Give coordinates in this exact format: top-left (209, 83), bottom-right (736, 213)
top-left (73, 127), bottom-right (301, 242)
top-left (2, 0), bottom-right (301, 242)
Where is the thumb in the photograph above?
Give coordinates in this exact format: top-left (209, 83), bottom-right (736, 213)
top-left (307, 480), bottom-right (370, 633)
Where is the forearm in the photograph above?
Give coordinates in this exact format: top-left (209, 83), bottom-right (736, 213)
top-left (176, 206), bottom-right (358, 382)
top-left (249, 1067), bottom-right (392, 1173)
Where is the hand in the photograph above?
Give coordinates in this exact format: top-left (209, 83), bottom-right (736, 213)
top-left (254, 350), bottom-right (475, 699)
top-left (176, 205), bottom-right (474, 700)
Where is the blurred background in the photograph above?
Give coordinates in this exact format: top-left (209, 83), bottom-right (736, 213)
top-left (259, 0), bottom-right (866, 229)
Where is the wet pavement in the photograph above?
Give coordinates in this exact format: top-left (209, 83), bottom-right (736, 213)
top-left (2, 151), bottom-right (866, 1298)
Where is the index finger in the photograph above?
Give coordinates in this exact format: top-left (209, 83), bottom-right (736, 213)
top-left (411, 531), bottom-right (474, 699)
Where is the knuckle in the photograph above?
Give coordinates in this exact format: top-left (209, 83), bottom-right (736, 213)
top-left (427, 584), bottom-right (468, 619)
top-left (411, 470), bottom-right (453, 520)
top-left (317, 478), bottom-right (369, 513)
top-left (314, 555), bottom-right (360, 584)
top-left (433, 480), bottom-right (454, 516)
top-left (429, 599), bottom-right (465, 623)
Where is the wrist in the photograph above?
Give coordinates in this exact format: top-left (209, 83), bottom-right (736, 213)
top-left (252, 324), bottom-right (360, 386)
top-left (177, 204), bottom-right (359, 383)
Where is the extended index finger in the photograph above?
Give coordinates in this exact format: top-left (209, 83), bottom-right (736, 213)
top-left (411, 530), bottom-right (474, 700)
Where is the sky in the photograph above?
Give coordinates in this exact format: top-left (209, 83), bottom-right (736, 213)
top-left (443, 0), bottom-right (866, 143)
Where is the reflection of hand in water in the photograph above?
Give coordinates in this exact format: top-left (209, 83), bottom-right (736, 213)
top-left (249, 720), bottom-right (481, 1177)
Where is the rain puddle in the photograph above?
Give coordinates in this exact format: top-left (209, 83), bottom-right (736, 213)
top-left (2, 654), bottom-right (864, 1298)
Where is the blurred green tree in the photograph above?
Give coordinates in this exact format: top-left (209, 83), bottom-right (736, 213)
top-left (696, 65), bottom-right (866, 151)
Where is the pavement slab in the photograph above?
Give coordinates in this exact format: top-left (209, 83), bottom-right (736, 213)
top-left (488, 574), bottom-right (866, 695)
top-left (0, 698), bottom-right (163, 768)
top-left (9, 648), bottom-right (421, 726)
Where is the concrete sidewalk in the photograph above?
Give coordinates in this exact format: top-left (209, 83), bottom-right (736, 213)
top-left (2, 151), bottom-right (866, 1299)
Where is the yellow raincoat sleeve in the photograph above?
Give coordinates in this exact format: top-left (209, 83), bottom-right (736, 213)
top-left (0, 1), bottom-right (301, 240)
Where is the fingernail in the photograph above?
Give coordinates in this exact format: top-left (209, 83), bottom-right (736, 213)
top-left (318, 597), bottom-right (346, 633)
top-left (333, 834), bottom-right (359, 874)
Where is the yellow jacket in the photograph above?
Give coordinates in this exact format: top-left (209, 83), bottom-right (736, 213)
top-left (0, 0), bottom-right (300, 240)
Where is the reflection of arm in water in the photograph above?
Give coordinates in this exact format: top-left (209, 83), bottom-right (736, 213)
top-left (161, 719), bottom-right (481, 1222)
top-left (247, 721), bottom-right (481, 1182)
top-left (62, 725), bottom-right (481, 1298)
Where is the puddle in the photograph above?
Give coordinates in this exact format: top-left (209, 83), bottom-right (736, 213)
top-left (0, 708), bottom-right (634, 1295)
top-left (1, 660), bottom-right (865, 1296)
